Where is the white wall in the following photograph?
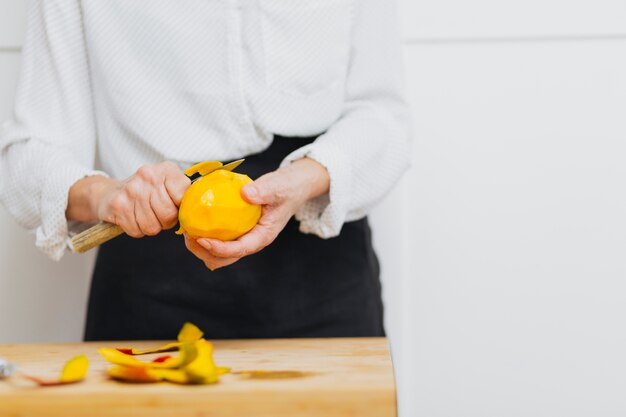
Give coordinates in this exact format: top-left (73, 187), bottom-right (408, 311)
top-left (2, 1), bottom-right (626, 417)
top-left (401, 41), bottom-right (626, 416)
top-left (389, 1), bottom-right (626, 416)
top-left (399, 0), bottom-right (626, 39)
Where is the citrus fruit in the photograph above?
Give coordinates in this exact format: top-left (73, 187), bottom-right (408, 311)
top-left (176, 170), bottom-right (261, 241)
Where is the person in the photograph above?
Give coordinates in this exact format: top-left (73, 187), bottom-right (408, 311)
top-left (0, 0), bottom-right (410, 341)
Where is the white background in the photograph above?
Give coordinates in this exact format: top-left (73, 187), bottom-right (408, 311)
top-left (2, 1), bottom-right (626, 416)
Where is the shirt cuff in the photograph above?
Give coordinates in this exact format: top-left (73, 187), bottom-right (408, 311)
top-left (36, 157), bottom-right (108, 261)
top-left (280, 139), bottom-right (353, 239)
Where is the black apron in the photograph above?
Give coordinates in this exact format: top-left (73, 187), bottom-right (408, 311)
top-left (84, 136), bottom-right (384, 341)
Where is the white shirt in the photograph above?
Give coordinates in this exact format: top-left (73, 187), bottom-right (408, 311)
top-left (0, 0), bottom-right (410, 261)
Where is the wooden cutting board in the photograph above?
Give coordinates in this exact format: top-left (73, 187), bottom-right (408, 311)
top-left (0, 338), bottom-right (396, 417)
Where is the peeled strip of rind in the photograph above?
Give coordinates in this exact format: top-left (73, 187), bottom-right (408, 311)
top-left (60, 355), bottom-right (89, 383)
top-left (178, 322), bottom-right (204, 343)
top-left (108, 366), bottom-right (191, 384)
top-left (116, 342), bottom-right (180, 356)
top-left (104, 342), bottom-right (224, 385)
top-left (107, 366), bottom-right (159, 383)
top-left (22, 355), bottom-right (89, 386)
top-left (116, 322), bottom-right (204, 355)
top-left (103, 341), bottom-right (227, 385)
top-left (101, 322), bottom-right (227, 385)
top-left (185, 340), bottom-right (219, 384)
top-left (109, 341), bottom-right (222, 384)
top-left (184, 161), bottom-right (222, 177)
top-left (98, 344), bottom-right (197, 369)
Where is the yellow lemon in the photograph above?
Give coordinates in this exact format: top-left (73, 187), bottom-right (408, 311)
top-left (176, 170), bottom-right (261, 241)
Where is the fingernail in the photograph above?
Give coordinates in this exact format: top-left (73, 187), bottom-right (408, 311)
top-left (198, 239), bottom-right (211, 250)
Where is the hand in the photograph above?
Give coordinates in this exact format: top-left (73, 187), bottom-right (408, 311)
top-left (67, 161), bottom-right (190, 237)
top-left (184, 158), bottom-right (330, 270)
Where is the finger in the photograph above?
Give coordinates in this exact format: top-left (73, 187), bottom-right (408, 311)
top-left (109, 194), bottom-right (143, 238)
top-left (197, 224), bottom-right (274, 258)
top-left (185, 235), bottom-right (214, 260)
top-left (135, 192), bottom-right (162, 236)
top-left (184, 235), bottom-right (240, 270)
top-left (241, 183), bottom-right (262, 205)
top-left (164, 169), bottom-right (191, 206)
top-left (150, 184), bottom-right (179, 229)
top-left (241, 173), bottom-right (283, 205)
top-left (117, 206), bottom-right (143, 238)
top-left (205, 257), bottom-right (241, 270)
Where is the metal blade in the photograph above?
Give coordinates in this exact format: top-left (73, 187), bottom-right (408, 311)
top-left (189, 159), bottom-right (245, 183)
top-left (219, 158), bottom-right (245, 173)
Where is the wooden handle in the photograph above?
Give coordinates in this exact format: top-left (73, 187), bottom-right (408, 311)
top-left (70, 222), bottom-right (124, 253)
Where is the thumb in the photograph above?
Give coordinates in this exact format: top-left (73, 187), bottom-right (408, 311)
top-left (241, 174), bottom-right (281, 205)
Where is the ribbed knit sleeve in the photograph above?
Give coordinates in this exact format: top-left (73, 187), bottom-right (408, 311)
top-left (281, 0), bottom-right (411, 238)
top-left (0, 0), bottom-right (105, 260)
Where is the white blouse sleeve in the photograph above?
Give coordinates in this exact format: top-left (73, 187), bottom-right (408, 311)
top-left (0, 0), bottom-right (106, 261)
top-left (281, 0), bottom-right (411, 238)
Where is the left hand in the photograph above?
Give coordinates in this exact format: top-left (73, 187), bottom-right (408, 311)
top-left (184, 158), bottom-right (330, 270)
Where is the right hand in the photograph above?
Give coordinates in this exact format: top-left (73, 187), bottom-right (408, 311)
top-left (91, 162), bottom-right (190, 237)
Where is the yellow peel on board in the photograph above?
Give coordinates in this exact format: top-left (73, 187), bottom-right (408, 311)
top-left (59, 355), bottom-right (89, 383)
top-left (116, 322), bottom-right (204, 355)
top-left (100, 322), bottom-right (228, 385)
top-left (98, 344), bottom-right (197, 369)
top-left (177, 322), bottom-right (204, 343)
top-left (22, 355), bottom-right (89, 386)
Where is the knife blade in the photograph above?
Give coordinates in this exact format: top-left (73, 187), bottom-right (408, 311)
top-left (188, 159), bottom-right (245, 183)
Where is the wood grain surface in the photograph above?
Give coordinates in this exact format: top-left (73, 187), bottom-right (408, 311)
top-left (0, 338), bottom-right (396, 417)
top-left (70, 222), bottom-right (124, 253)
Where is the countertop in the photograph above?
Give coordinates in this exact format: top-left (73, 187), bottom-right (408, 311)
top-left (0, 337), bottom-right (396, 417)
